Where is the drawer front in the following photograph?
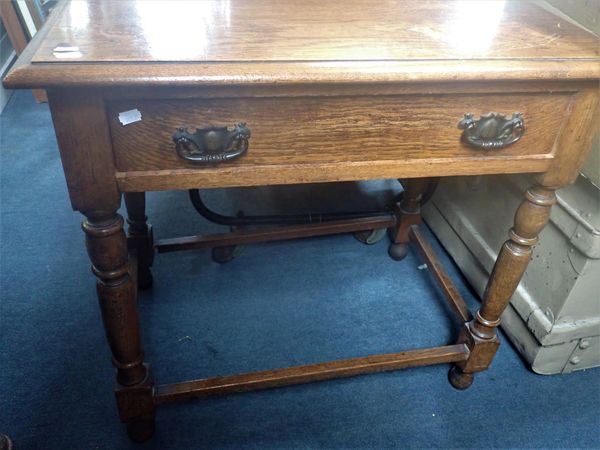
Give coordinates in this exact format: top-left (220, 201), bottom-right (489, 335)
top-left (108, 93), bottom-right (571, 189)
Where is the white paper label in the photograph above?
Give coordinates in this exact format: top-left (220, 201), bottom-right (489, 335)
top-left (53, 45), bottom-right (82, 59)
top-left (52, 51), bottom-right (83, 59)
top-left (53, 46), bottom-right (80, 52)
top-left (118, 109), bottom-right (143, 126)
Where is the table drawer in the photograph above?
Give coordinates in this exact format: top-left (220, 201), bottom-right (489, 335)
top-left (108, 93), bottom-right (571, 188)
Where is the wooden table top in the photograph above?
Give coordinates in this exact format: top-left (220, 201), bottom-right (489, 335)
top-left (32, 0), bottom-right (600, 62)
top-left (4, 0), bottom-right (600, 88)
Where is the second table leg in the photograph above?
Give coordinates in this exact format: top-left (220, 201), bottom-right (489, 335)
top-left (389, 178), bottom-right (433, 261)
top-left (124, 192), bottom-right (154, 289)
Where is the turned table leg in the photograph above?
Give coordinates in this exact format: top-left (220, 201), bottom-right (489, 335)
top-left (124, 192), bottom-right (154, 289)
top-left (449, 184), bottom-right (557, 389)
top-left (82, 211), bottom-right (155, 441)
top-left (389, 178), bottom-right (433, 260)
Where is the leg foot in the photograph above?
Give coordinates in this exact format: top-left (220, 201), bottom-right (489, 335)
top-left (127, 417), bottom-right (155, 443)
top-left (448, 365), bottom-right (474, 390)
top-left (354, 228), bottom-right (387, 245)
top-left (388, 242), bottom-right (409, 261)
top-left (212, 245), bottom-right (241, 263)
top-left (389, 178), bottom-right (432, 260)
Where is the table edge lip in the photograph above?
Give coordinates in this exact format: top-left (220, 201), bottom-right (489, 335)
top-left (4, 59), bottom-right (600, 90)
top-left (4, 0), bottom-right (599, 90)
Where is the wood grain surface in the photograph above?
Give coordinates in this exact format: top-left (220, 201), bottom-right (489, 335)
top-left (538, 87), bottom-right (600, 186)
top-left (108, 93), bottom-right (571, 182)
top-left (48, 89), bottom-right (120, 212)
top-left (32, 0), bottom-right (600, 63)
top-left (153, 344), bottom-right (470, 404)
top-left (3, 0), bottom-right (599, 89)
top-left (3, 1), bottom-right (597, 441)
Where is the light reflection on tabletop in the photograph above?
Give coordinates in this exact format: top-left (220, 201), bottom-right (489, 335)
top-left (30, 0), bottom-right (596, 64)
top-left (130, 0), bottom-right (507, 60)
top-left (66, 0), bottom-right (89, 31)
top-left (135, 1), bottom-right (232, 60)
top-left (446, 1), bottom-right (506, 55)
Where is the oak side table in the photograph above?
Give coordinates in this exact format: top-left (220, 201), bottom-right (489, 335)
top-left (4, 0), bottom-right (599, 442)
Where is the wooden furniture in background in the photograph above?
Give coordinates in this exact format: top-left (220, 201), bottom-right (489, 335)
top-left (3, 0), bottom-right (599, 442)
top-left (0, 2), bottom-right (27, 52)
top-left (0, 0), bottom-right (46, 102)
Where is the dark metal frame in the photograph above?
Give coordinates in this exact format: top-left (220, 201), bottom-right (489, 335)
top-left (155, 180), bottom-right (438, 254)
top-left (188, 188), bottom-right (393, 227)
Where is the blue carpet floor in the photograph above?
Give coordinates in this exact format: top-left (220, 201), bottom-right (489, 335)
top-left (1, 91), bottom-right (599, 449)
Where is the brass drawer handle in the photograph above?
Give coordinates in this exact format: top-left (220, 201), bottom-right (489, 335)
top-left (173, 123), bottom-right (251, 164)
top-left (458, 112), bottom-right (524, 150)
